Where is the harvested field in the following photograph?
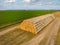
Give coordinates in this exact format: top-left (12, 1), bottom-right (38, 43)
top-left (0, 12), bottom-right (60, 45)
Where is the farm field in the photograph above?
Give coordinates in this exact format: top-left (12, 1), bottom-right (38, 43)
top-left (0, 13), bottom-right (60, 45)
top-left (0, 28), bottom-right (35, 45)
top-left (54, 27), bottom-right (60, 45)
top-left (0, 10), bottom-right (57, 29)
top-left (0, 10), bottom-right (60, 45)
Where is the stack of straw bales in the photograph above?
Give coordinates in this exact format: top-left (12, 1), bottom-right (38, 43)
top-left (19, 14), bottom-right (55, 34)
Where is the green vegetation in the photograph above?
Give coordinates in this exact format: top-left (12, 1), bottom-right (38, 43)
top-left (0, 10), bottom-right (57, 28)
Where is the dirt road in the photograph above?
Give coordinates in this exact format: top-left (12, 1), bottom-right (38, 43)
top-left (0, 25), bottom-right (18, 36)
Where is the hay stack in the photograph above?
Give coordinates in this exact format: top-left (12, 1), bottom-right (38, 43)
top-left (19, 14), bottom-right (55, 34)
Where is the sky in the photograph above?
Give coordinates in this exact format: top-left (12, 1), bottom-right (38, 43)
top-left (0, 0), bottom-right (60, 10)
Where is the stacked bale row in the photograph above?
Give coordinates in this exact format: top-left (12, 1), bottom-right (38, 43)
top-left (19, 14), bottom-right (55, 34)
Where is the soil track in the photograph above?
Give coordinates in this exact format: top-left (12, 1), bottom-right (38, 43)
top-left (0, 25), bottom-right (18, 36)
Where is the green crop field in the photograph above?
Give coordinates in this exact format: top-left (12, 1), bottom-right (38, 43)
top-left (0, 10), bottom-right (57, 28)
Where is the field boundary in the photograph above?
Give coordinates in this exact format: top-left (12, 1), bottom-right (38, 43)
top-left (0, 20), bottom-right (22, 31)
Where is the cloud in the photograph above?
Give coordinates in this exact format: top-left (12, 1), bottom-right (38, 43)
top-left (24, 0), bottom-right (31, 4)
top-left (23, 0), bottom-right (39, 4)
top-left (5, 0), bottom-right (16, 2)
top-left (48, 2), bottom-right (53, 5)
top-left (39, 3), bottom-right (43, 6)
top-left (36, 3), bottom-right (43, 6)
